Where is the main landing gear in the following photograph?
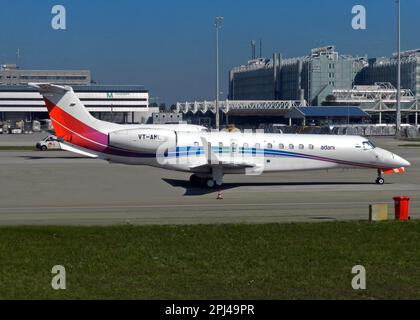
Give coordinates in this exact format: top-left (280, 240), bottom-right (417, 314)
top-left (376, 169), bottom-right (385, 185)
top-left (190, 174), bottom-right (222, 188)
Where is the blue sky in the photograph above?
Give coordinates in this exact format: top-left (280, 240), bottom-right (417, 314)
top-left (0, 0), bottom-right (418, 105)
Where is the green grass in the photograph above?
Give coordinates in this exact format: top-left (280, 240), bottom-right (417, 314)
top-left (0, 146), bottom-right (36, 151)
top-left (1, 222), bottom-right (420, 300)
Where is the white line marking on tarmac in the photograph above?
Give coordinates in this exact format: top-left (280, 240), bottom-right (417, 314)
top-left (1, 201), bottom-right (420, 212)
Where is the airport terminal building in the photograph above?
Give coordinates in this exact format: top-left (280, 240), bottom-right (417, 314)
top-left (355, 49), bottom-right (420, 101)
top-left (225, 46), bottom-right (420, 126)
top-left (0, 85), bottom-right (150, 124)
top-left (0, 64), bottom-right (91, 86)
top-left (228, 46), bottom-right (420, 107)
top-left (0, 65), bottom-right (151, 125)
top-left (229, 46), bottom-right (367, 105)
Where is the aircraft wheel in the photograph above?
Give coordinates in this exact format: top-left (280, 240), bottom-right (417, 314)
top-left (215, 180), bottom-right (223, 187)
top-left (206, 178), bottom-right (215, 188)
top-left (376, 178), bottom-right (385, 185)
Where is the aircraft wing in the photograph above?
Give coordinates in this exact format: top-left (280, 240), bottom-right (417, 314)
top-left (190, 161), bottom-right (256, 171)
top-left (189, 137), bottom-right (257, 171)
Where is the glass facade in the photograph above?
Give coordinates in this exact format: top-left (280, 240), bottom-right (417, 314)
top-left (355, 55), bottom-right (419, 100)
top-left (229, 46), bottom-right (366, 105)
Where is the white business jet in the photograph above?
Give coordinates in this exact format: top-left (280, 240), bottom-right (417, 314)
top-left (30, 83), bottom-right (410, 188)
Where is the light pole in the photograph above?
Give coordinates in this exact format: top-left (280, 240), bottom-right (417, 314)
top-left (396, 0), bottom-right (401, 133)
top-left (215, 16), bottom-right (223, 130)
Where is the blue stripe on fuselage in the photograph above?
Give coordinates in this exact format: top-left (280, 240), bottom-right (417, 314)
top-left (104, 145), bottom-right (376, 169)
top-left (166, 146), bottom-right (376, 169)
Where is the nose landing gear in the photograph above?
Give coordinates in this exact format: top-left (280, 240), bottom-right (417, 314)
top-left (376, 177), bottom-right (385, 185)
top-left (376, 169), bottom-right (385, 185)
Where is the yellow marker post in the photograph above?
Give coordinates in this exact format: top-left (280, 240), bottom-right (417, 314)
top-left (369, 204), bottom-right (389, 221)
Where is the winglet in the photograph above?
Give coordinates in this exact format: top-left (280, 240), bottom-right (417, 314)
top-left (200, 136), bottom-right (220, 165)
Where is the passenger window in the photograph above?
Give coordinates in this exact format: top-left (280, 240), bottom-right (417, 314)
top-left (194, 141), bottom-right (199, 147)
top-left (309, 144), bottom-right (314, 150)
top-left (255, 143), bottom-right (261, 149)
top-left (299, 144), bottom-right (304, 150)
top-left (279, 143), bottom-right (284, 150)
top-left (289, 144), bottom-right (294, 150)
top-left (267, 143), bottom-right (273, 149)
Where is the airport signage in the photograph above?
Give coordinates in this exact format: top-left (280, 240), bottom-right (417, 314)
top-left (106, 92), bottom-right (133, 98)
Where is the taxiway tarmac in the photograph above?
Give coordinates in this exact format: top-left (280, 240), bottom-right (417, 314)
top-left (0, 137), bottom-right (419, 225)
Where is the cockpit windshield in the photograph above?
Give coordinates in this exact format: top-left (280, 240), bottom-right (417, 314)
top-left (362, 140), bottom-right (376, 150)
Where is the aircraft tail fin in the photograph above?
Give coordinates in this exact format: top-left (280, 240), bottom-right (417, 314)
top-left (29, 83), bottom-right (110, 151)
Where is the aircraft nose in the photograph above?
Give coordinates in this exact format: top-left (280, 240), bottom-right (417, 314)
top-left (394, 154), bottom-right (411, 167)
